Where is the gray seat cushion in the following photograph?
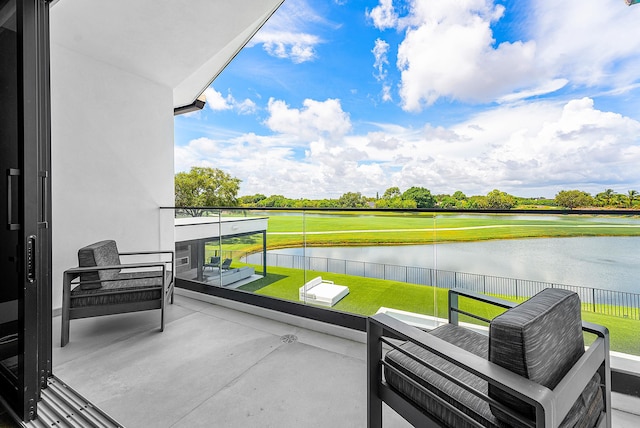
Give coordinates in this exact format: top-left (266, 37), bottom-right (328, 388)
top-left (70, 271), bottom-right (169, 307)
top-left (77, 240), bottom-right (122, 290)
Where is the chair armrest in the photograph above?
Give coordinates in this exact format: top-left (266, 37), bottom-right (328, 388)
top-left (449, 288), bottom-right (517, 308)
top-left (63, 262), bottom-right (170, 292)
top-left (118, 250), bottom-right (175, 260)
top-left (448, 288), bottom-right (516, 325)
top-left (450, 288), bottom-right (610, 338)
top-left (120, 251), bottom-right (174, 280)
top-left (119, 250), bottom-right (174, 255)
top-left (64, 261), bottom-right (169, 273)
top-left (369, 313), bottom-right (604, 427)
top-left (582, 320), bottom-right (609, 338)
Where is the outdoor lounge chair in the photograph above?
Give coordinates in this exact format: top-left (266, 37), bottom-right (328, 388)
top-left (368, 288), bottom-right (611, 428)
top-left (299, 276), bottom-right (349, 307)
top-left (204, 256), bottom-right (221, 271)
top-left (220, 258), bottom-right (232, 271)
top-left (61, 240), bottom-right (175, 347)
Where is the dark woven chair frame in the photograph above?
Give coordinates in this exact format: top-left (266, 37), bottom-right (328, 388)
top-left (61, 250), bottom-right (175, 347)
top-left (367, 288), bottom-right (611, 428)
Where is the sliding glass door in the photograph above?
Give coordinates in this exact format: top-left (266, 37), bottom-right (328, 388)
top-left (0, 0), bottom-right (50, 421)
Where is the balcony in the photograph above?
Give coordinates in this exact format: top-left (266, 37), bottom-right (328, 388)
top-left (50, 293), bottom-right (640, 427)
top-left (39, 208), bottom-right (640, 427)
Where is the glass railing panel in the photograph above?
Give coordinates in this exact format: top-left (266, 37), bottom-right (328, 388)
top-left (180, 208), bottom-right (440, 323)
top-left (214, 208), bottom-right (269, 289)
top-left (170, 207), bottom-right (640, 357)
top-left (291, 209), bottom-right (439, 322)
top-left (228, 209), bottom-right (305, 299)
top-left (174, 209), bottom-right (222, 286)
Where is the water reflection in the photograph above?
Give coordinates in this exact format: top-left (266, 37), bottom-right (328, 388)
top-left (270, 236), bottom-right (640, 293)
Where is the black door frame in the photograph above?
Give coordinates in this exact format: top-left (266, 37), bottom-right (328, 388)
top-left (0, 0), bottom-right (51, 422)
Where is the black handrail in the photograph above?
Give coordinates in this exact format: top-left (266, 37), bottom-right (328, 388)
top-left (162, 206), bottom-right (640, 215)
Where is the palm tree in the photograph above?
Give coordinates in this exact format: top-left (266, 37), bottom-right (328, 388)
top-left (603, 188), bottom-right (615, 206)
top-left (628, 190), bottom-right (638, 208)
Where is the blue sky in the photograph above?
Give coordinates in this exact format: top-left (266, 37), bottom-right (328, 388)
top-left (175, 0), bottom-right (640, 199)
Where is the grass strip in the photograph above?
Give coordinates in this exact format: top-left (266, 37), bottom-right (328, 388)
top-left (219, 213), bottom-right (640, 253)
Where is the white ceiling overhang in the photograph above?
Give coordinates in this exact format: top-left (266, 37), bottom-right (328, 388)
top-left (50, 0), bottom-right (284, 108)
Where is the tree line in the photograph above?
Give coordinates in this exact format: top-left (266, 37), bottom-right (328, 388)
top-left (175, 167), bottom-right (639, 212)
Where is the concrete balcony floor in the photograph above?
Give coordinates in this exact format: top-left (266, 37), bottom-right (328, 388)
top-left (51, 292), bottom-right (640, 428)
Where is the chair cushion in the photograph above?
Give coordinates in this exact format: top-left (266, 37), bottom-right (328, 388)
top-left (70, 271), bottom-right (170, 307)
top-left (77, 240), bottom-right (122, 290)
top-left (488, 288), bottom-right (594, 424)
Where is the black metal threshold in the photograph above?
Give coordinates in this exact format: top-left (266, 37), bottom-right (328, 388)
top-left (22, 376), bottom-right (123, 428)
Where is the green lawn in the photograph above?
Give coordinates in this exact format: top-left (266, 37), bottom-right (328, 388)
top-left (238, 265), bottom-right (640, 356)
top-left (221, 212), bottom-right (640, 253)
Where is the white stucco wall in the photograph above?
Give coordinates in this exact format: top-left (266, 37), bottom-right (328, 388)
top-left (50, 43), bottom-right (175, 311)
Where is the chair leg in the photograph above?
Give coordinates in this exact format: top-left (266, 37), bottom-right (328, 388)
top-left (160, 310), bottom-right (164, 332)
top-left (368, 319), bottom-right (383, 428)
top-left (61, 309), bottom-right (69, 347)
top-left (61, 272), bottom-right (72, 347)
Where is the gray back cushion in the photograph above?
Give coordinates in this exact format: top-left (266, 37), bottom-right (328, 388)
top-left (489, 288), bottom-right (585, 421)
top-left (78, 240), bottom-right (122, 289)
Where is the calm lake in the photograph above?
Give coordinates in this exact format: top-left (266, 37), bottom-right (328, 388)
top-left (268, 236), bottom-right (640, 293)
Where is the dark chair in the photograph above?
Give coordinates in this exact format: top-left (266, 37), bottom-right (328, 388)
top-left (368, 288), bottom-right (611, 428)
top-left (61, 240), bottom-right (174, 347)
top-left (203, 256), bottom-right (221, 271)
top-left (220, 258), bottom-right (232, 271)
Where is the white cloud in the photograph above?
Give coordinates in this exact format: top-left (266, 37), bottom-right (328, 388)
top-left (367, 0), bottom-right (398, 30)
top-left (393, 0), bottom-right (537, 111)
top-left (204, 87), bottom-right (258, 115)
top-left (372, 38), bottom-right (389, 81)
top-left (236, 98), bottom-right (258, 115)
top-left (532, 0), bottom-right (640, 89)
top-left (368, 0), bottom-right (640, 111)
top-left (253, 32), bottom-right (320, 63)
top-left (398, 97), bottom-right (640, 195)
top-left (497, 79), bottom-right (568, 104)
top-left (381, 84), bottom-right (392, 102)
top-left (265, 98), bottom-right (352, 142)
top-left (204, 88), bottom-right (232, 111)
top-left (177, 96), bottom-right (640, 199)
top-left (372, 38), bottom-right (393, 102)
top-left (367, 132), bottom-right (400, 150)
top-left (248, 0), bottom-right (331, 63)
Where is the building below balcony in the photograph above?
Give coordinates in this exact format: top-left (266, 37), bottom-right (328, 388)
top-left (174, 215), bottom-right (268, 284)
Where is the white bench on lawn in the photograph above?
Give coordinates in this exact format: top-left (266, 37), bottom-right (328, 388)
top-left (299, 276), bottom-right (349, 307)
